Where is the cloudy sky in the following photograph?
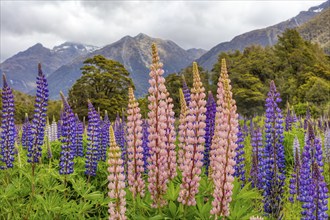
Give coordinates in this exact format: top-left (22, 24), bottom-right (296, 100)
top-left (0, 0), bottom-right (324, 62)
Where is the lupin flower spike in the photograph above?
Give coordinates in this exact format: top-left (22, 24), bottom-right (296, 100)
top-left (27, 64), bottom-right (49, 168)
top-left (75, 114), bottom-right (84, 157)
top-left (178, 89), bottom-right (188, 172)
top-left (22, 113), bottom-right (32, 149)
top-left (0, 74), bottom-right (16, 169)
top-left (209, 58), bottom-right (238, 217)
top-left (100, 111), bottom-right (111, 161)
top-left (108, 126), bottom-right (127, 220)
top-left (59, 92), bottom-right (76, 175)
top-left (182, 75), bottom-right (191, 106)
top-left (147, 43), bottom-right (169, 208)
top-left (85, 100), bottom-right (101, 177)
top-left (126, 87), bottom-right (145, 197)
top-left (178, 62), bottom-right (207, 206)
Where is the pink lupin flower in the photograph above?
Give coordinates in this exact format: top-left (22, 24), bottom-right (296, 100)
top-left (210, 58), bottom-right (239, 217)
top-left (178, 62), bottom-right (207, 206)
top-left (164, 90), bottom-right (177, 179)
top-left (108, 126), bottom-right (126, 220)
top-left (147, 44), bottom-right (169, 208)
top-left (178, 89), bottom-right (188, 171)
top-left (126, 87), bottom-right (145, 198)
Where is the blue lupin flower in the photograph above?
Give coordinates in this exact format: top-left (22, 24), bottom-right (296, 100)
top-left (142, 119), bottom-right (149, 173)
top-left (285, 106), bottom-right (292, 131)
top-left (0, 74), bottom-right (16, 169)
top-left (262, 81), bottom-right (285, 218)
top-left (299, 123), bottom-right (328, 219)
top-left (289, 136), bottom-right (300, 203)
top-left (250, 127), bottom-right (264, 189)
top-left (59, 92), bottom-right (76, 175)
top-left (100, 111), bottom-right (111, 161)
top-left (234, 125), bottom-right (245, 186)
top-left (75, 114), bottom-right (84, 157)
top-left (27, 64), bottom-right (49, 165)
top-left (182, 76), bottom-right (191, 107)
top-left (203, 91), bottom-right (216, 174)
top-left (85, 101), bottom-right (101, 177)
top-left (22, 113), bottom-right (32, 149)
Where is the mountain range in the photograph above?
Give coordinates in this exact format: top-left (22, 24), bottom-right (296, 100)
top-left (0, 0), bottom-right (329, 99)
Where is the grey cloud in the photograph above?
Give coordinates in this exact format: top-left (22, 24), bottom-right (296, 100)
top-left (0, 0), bottom-right (325, 62)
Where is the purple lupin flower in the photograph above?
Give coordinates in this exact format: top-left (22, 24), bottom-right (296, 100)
top-left (100, 111), bottom-right (111, 161)
top-left (59, 92), bottom-right (75, 175)
top-left (299, 124), bottom-right (328, 219)
top-left (75, 114), bottom-right (84, 157)
top-left (234, 125), bottom-right (245, 186)
top-left (289, 136), bottom-right (300, 203)
top-left (22, 113), bottom-right (32, 149)
top-left (203, 91), bottom-right (216, 174)
top-left (262, 81), bottom-right (285, 218)
top-left (0, 74), bottom-right (15, 169)
top-left (182, 75), bottom-right (191, 107)
top-left (49, 116), bottom-right (58, 142)
top-left (250, 127), bottom-right (264, 190)
top-left (285, 105), bottom-right (292, 132)
top-left (27, 64), bottom-right (49, 168)
top-left (85, 101), bottom-right (101, 178)
top-left (304, 108), bottom-right (311, 130)
top-left (142, 119), bottom-right (149, 173)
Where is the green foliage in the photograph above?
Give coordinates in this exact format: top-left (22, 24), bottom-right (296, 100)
top-left (68, 55), bottom-right (134, 120)
top-left (0, 89), bottom-right (61, 123)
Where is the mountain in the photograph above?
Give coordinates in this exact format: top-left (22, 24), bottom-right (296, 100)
top-left (0, 42), bottom-right (99, 93)
top-left (46, 33), bottom-right (203, 99)
top-left (298, 7), bottom-right (330, 54)
top-left (197, 0), bottom-right (330, 70)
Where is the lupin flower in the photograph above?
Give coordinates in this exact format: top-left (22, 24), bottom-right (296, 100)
top-left (178, 62), bottom-right (206, 206)
top-left (114, 113), bottom-right (126, 163)
top-left (75, 114), bottom-right (84, 157)
top-left (164, 90), bottom-right (177, 180)
top-left (324, 129), bottom-right (330, 163)
top-left (147, 44), bottom-right (169, 208)
top-left (142, 119), bottom-right (149, 172)
top-left (45, 117), bottom-right (53, 159)
top-left (262, 80), bottom-right (285, 218)
top-left (126, 87), bottom-right (145, 197)
top-left (299, 124), bottom-right (328, 219)
top-left (22, 113), bottom-right (32, 149)
top-left (178, 89), bottom-right (188, 172)
top-left (85, 100), bottom-right (101, 177)
top-left (203, 91), bottom-right (216, 175)
top-left (108, 126), bottom-right (126, 220)
top-left (27, 64), bottom-right (49, 167)
top-left (250, 216), bottom-right (264, 220)
top-left (182, 75), bottom-right (191, 106)
top-left (100, 111), bottom-right (111, 161)
top-left (289, 136), bottom-right (300, 203)
top-left (249, 127), bottom-right (264, 190)
top-left (285, 105), bottom-right (293, 132)
top-left (49, 116), bottom-right (58, 142)
top-left (0, 74), bottom-right (16, 169)
top-left (209, 59), bottom-right (238, 217)
top-left (304, 107), bottom-right (311, 130)
top-left (59, 92), bottom-right (76, 175)
top-left (234, 125), bottom-right (246, 186)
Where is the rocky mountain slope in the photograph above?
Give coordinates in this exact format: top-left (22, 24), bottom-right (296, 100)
top-left (197, 0), bottom-right (330, 70)
top-left (46, 33), bottom-right (204, 99)
top-left (0, 42), bottom-right (99, 93)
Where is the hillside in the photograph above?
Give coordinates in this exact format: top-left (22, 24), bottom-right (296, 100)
top-left (197, 0), bottom-right (330, 70)
top-left (298, 7), bottom-right (330, 53)
top-left (46, 33), bottom-right (203, 99)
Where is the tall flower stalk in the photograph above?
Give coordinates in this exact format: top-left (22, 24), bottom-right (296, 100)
top-left (262, 80), bottom-right (285, 218)
top-left (204, 91), bottom-right (216, 175)
top-left (209, 59), bottom-right (238, 217)
top-left (108, 126), bottom-right (126, 220)
top-left (299, 123), bottom-right (328, 219)
top-left (289, 136), bottom-right (300, 203)
top-left (28, 64), bottom-right (49, 178)
top-left (126, 87), bottom-right (145, 198)
top-left (100, 111), bottom-right (111, 161)
top-left (182, 75), bottom-right (191, 106)
top-left (164, 90), bottom-right (177, 180)
top-left (22, 113), bottom-right (32, 150)
top-left (85, 100), bottom-right (101, 181)
top-left (178, 62), bottom-right (206, 206)
top-left (178, 89), bottom-right (188, 172)
top-left (250, 127), bottom-right (264, 190)
top-left (75, 114), bottom-right (84, 157)
top-left (234, 125), bottom-right (245, 186)
top-left (0, 74), bottom-right (15, 169)
top-left (59, 92), bottom-right (75, 176)
top-left (147, 44), bottom-right (169, 208)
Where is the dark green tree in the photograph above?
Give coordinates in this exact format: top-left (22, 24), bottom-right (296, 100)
top-left (68, 55), bottom-right (134, 120)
